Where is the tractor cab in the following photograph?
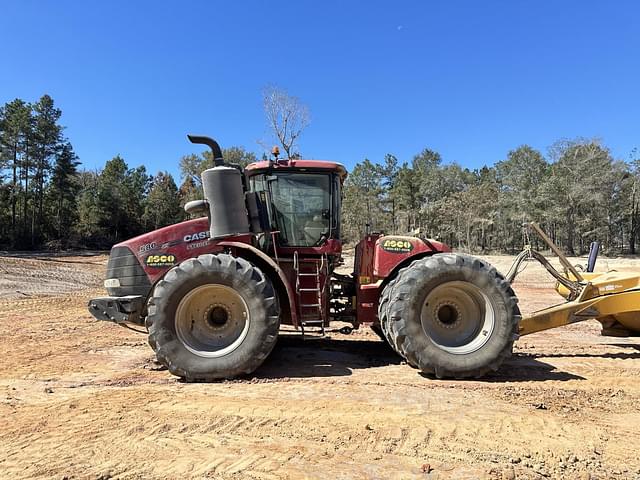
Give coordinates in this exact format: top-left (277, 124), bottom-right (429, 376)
top-left (244, 159), bottom-right (347, 255)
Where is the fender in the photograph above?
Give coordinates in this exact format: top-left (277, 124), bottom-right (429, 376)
top-left (218, 241), bottom-right (298, 326)
top-left (353, 234), bottom-right (451, 325)
top-left (373, 235), bottom-right (450, 279)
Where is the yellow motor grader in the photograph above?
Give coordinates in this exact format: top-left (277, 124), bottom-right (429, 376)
top-left (511, 223), bottom-right (640, 337)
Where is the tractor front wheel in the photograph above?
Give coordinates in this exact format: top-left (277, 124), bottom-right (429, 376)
top-left (146, 254), bottom-right (280, 381)
top-left (379, 253), bottom-right (520, 379)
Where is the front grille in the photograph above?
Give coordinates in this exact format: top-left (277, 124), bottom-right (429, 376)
top-left (105, 246), bottom-right (151, 297)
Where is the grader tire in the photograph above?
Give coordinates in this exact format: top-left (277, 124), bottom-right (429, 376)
top-left (146, 254), bottom-right (280, 381)
top-left (380, 253), bottom-right (520, 379)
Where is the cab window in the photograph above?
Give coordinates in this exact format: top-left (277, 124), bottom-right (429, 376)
top-left (250, 172), bottom-right (332, 247)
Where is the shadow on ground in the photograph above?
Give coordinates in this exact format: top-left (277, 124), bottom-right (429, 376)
top-left (531, 343), bottom-right (640, 360)
top-left (256, 335), bottom-right (401, 379)
top-left (254, 333), bottom-right (585, 382)
top-left (483, 353), bottom-right (585, 382)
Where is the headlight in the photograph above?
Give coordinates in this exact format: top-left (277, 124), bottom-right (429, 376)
top-left (104, 278), bottom-right (121, 288)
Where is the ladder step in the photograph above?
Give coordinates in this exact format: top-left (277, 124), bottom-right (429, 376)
top-left (299, 288), bottom-right (320, 292)
top-left (297, 273), bottom-right (318, 277)
top-left (300, 303), bottom-right (321, 307)
top-left (301, 320), bottom-right (324, 325)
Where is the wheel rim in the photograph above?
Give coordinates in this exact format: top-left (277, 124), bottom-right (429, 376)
top-left (420, 281), bottom-right (495, 354)
top-left (175, 284), bottom-right (250, 358)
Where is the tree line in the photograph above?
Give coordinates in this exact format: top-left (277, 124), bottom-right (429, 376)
top-left (1, 93), bottom-right (639, 255)
top-left (0, 95), bottom-right (259, 249)
top-left (343, 142), bottom-right (640, 255)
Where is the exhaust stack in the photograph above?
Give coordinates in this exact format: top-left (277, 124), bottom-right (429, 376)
top-left (187, 134), bottom-right (250, 238)
top-left (187, 134), bottom-right (224, 166)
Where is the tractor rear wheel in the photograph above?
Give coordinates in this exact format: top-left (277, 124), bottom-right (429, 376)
top-left (379, 253), bottom-right (520, 378)
top-left (146, 254), bottom-right (280, 381)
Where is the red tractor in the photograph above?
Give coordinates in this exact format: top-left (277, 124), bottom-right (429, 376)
top-left (89, 135), bottom-right (520, 380)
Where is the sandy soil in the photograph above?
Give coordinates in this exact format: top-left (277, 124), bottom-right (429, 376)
top-left (1, 252), bottom-right (639, 479)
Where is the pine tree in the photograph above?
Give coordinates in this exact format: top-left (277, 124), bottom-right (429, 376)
top-left (178, 176), bottom-right (200, 208)
top-left (143, 172), bottom-right (184, 230)
top-left (95, 156), bottom-right (128, 243)
top-left (31, 95), bottom-right (63, 246)
top-left (342, 159), bottom-right (386, 240)
top-left (49, 142), bottom-right (80, 243)
top-left (0, 99), bottom-right (33, 246)
top-left (122, 165), bottom-right (151, 238)
top-left (75, 170), bottom-right (101, 243)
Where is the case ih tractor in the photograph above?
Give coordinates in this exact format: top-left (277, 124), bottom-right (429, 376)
top-left (88, 135), bottom-right (640, 381)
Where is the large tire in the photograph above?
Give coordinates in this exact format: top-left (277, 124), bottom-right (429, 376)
top-left (146, 254), bottom-right (280, 381)
top-left (377, 274), bottom-right (401, 348)
top-left (379, 253), bottom-right (520, 379)
top-left (370, 323), bottom-right (386, 342)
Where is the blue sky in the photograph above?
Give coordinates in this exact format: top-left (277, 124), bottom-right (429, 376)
top-left (2, 1), bottom-right (639, 179)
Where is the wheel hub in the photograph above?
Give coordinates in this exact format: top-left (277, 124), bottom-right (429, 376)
top-left (434, 302), bottom-right (461, 329)
top-left (420, 281), bottom-right (495, 354)
top-left (175, 284), bottom-right (250, 358)
top-left (205, 304), bottom-right (230, 329)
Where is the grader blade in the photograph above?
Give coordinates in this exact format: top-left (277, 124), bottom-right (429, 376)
top-left (520, 289), bottom-right (640, 336)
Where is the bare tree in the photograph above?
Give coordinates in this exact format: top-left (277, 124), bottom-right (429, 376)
top-left (262, 85), bottom-right (310, 159)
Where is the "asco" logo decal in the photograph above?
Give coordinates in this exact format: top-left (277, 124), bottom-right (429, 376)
top-left (145, 254), bottom-right (176, 267)
top-left (381, 238), bottom-right (414, 253)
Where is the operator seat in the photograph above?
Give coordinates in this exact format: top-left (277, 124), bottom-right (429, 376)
top-left (304, 215), bottom-right (327, 245)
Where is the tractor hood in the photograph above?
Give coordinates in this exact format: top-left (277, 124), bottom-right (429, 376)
top-left (106, 217), bottom-right (213, 292)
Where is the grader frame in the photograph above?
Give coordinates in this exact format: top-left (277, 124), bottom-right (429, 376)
top-left (511, 223), bottom-right (640, 336)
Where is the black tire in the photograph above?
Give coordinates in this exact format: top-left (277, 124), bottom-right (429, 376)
top-left (380, 253), bottom-right (520, 379)
top-left (146, 254), bottom-right (280, 381)
top-left (377, 274), bottom-right (400, 348)
top-left (378, 267), bottom-right (408, 348)
top-left (370, 323), bottom-right (387, 342)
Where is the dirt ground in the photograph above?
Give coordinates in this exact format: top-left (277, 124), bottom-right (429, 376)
top-left (1, 252), bottom-right (639, 480)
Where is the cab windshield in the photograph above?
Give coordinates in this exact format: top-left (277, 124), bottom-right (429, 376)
top-left (251, 172), bottom-right (331, 247)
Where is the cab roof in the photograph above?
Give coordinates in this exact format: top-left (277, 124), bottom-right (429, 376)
top-left (245, 159), bottom-right (348, 180)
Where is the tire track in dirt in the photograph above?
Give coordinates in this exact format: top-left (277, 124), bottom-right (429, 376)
top-left (0, 377), bottom-right (625, 479)
top-left (0, 254), bottom-right (105, 299)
